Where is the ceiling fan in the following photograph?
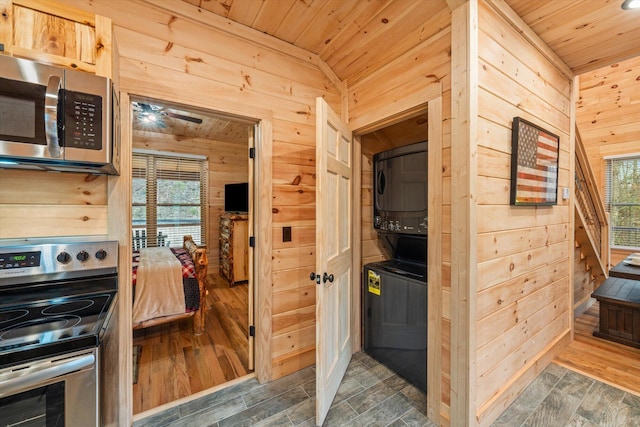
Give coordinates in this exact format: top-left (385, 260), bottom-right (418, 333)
top-left (133, 102), bottom-right (203, 128)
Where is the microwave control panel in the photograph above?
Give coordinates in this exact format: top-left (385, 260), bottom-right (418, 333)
top-left (63, 90), bottom-right (103, 150)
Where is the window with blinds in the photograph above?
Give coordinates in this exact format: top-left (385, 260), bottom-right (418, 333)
top-left (132, 152), bottom-right (208, 248)
top-left (605, 155), bottom-right (640, 249)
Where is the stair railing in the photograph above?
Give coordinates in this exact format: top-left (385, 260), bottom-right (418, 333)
top-left (575, 129), bottom-right (610, 275)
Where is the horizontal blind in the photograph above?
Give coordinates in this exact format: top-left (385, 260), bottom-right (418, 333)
top-left (605, 155), bottom-right (640, 248)
top-left (132, 152), bottom-right (208, 248)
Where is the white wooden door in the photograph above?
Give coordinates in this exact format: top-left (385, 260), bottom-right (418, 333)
top-left (315, 97), bottom-right (354, 426)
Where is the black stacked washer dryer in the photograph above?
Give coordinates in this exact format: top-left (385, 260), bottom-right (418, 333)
top-left (364, 141), bottom-right (428, 392)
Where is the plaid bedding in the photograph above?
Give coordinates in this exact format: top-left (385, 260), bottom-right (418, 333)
top-left (132, 248), bottom-right (200, 312)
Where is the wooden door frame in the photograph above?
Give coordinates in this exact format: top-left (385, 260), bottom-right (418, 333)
top-left (350, 82), bottom-right (443, 424)
top-left (119, 91), bottom-right (274, 425)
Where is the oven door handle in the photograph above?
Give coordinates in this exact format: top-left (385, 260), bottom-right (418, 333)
top-left (0, 353), bottom-right (95, 398)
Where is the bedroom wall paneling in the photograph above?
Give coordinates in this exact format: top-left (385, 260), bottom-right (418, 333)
top-left (469, 1), bottom-right (575, 425)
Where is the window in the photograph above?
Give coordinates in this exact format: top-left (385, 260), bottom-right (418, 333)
top-left (605, 155), bottom-right (640, 249)
top-left (133, 151), bottom-right (208, 248)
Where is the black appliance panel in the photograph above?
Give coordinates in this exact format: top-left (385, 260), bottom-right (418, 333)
top-left (364, 262), bottom-right (427, 392)
top-left (373, 141), bottom-right (428, 235)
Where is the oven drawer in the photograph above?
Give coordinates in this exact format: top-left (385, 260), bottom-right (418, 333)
top-left (0, 348), bottom-right (99, 427)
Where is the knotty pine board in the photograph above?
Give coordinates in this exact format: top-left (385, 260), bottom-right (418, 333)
top-left (476, 258), bottom-right (567, 320)
top-left (473, 1), bottom-right (573, 423)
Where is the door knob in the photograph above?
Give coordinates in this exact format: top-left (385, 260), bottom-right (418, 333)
top-left (310, 272), bottom-right (320, 285)
top-left (323, 272), bottom-right (334, 283)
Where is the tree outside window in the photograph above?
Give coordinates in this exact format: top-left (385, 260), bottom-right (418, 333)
top-left (606, 155), bottom-right (640, 249)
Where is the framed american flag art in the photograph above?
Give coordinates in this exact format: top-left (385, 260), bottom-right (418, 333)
top-left (510, 117), bottom-right (560, 206)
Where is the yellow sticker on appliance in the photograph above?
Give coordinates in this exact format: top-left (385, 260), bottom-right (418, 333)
top-left (368, 270), bottom-right (381, 295)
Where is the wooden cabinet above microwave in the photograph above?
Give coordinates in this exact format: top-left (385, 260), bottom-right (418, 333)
top-left (0, 0), bottom-right (115, 79)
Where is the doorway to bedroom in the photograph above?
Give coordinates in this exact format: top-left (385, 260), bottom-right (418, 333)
top-left (130, 96), bottom-right (257, 415)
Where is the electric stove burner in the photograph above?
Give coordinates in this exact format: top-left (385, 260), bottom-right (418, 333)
top-left (0, 309), bottom-right (29, 325)
top-left (0, 294), bottom-right (114, 352)
top-left (0, 315), bottom-right (82, 340)
top-left (42, 299), bottom-right (95, 315)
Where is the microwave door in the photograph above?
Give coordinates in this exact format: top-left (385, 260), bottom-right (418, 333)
top-left (0, 57), bottom-right (64, 161)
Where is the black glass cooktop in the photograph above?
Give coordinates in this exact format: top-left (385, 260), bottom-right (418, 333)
top-left (0, 277), bottom-right (117, 369)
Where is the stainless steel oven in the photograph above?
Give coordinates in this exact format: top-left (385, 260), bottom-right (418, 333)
top-left (0, 238), bottom-right (118, 427)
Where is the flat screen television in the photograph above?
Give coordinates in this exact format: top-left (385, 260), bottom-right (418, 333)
top-left (224, 182), bottom-right (249, 213)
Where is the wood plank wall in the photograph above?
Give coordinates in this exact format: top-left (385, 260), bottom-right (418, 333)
top-left (474, 1), bottom-right (573, 425)
top-left (51, 0), bottom-right (342, 384)
top-left (0, 169), bottom-right (109, 238)
top-left (578, 56), bottom-right (640, 196)
top-left (132, 131), bottom-right (248, 269)
top-left (348, 17), bottom-right (453, 424)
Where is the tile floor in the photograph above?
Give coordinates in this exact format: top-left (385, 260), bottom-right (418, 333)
top-left (134, 352), bottom-right (640, 427)
top-left (492, 363), bottom-right (640, 427)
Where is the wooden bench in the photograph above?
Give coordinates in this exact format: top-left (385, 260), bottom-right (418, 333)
top-left (591, 276), bottom-right (640, 349)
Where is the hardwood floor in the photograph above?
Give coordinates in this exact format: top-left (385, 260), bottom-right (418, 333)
top-left (133, 272), bottom-right (250, 415)
top-left (554, 301), bottom-right (640, 396)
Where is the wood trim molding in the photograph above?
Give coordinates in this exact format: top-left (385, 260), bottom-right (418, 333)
top-left (315, 56), bottom-right (346, 104)
top-left (141, 0), bottom-right (318, 66)
top-left (107, 91), bottom-right (133, 427)
top-left (568, 76), bottom-right (578, 338)
top-left (445, 0), bottom-right (469, 10)
top-left (352, 135), bottom-right (362, 354)
top-left (349, 82), bottom-right (442, 134)
top-left (450, 2), bottom-right (478, 425)
top-left (255, 118), bottom-right (273, 383)
top-left (427, 95), bottom-right (443, 424)
top-left (95, 15), bottom-right (113, 78)
top-left (13, 0), bottom-right (96, 24)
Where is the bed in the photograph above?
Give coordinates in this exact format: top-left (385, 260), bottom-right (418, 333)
top-left (132, 235), bottom-right (208, 335)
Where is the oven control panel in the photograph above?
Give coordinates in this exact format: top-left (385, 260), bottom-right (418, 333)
top-left (0, 251), bottom-right (41, 270)
top-left (0, 241), bottom-right (118, 281)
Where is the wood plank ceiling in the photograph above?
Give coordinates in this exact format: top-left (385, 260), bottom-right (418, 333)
top-left (147, 0), bottom-right (640, 148)
top-left (181, 0), bottom-right (640, 78)
top-left (132, 99), bottom-right (251, 144)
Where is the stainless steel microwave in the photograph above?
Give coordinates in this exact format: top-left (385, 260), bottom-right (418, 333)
top-left (0, 55), bottom-right (119, 175)
top-left (373, 141), bottom-right (428, 235)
